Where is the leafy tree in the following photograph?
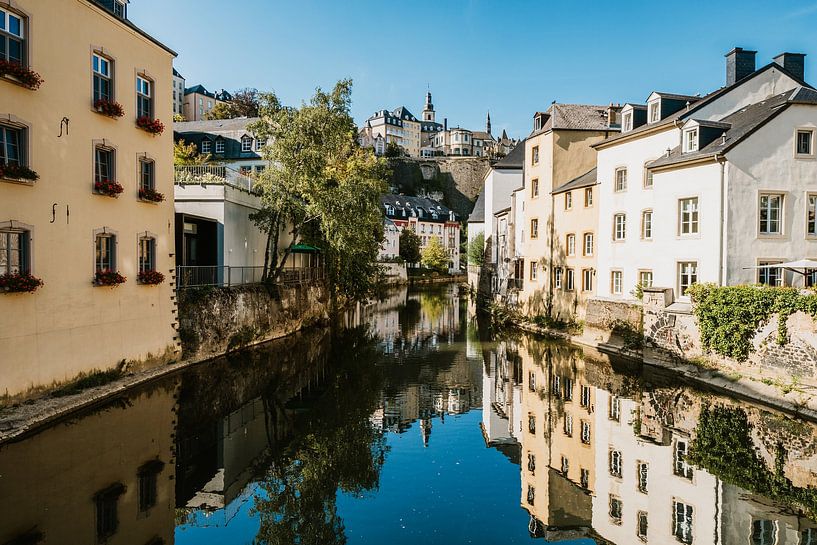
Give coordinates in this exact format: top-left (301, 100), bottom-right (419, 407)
top-left (398, 228), bottom-right (421, 265)
top-left (204, 87), bottom-right (261, 119)
top-left (384, 142), bottom-right (403, 158)
top-left (174, 139), bottom-right (210, 165)
top-left (248, 80), bottom-right (389, 301)
top-left (421, 235), bottom-right (449, 273)
top-left (467, 232), bottom-right (485, 266)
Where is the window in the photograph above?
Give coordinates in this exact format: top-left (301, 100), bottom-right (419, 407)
top-left (136, 76), bottom-right (152, 118)
top-left (530, 261), bottom-right (538, 281)
top-left (527, 485), bottom-right (535, 506)
top-left (139, 159), bottom-right (154, 191)
top-left (637, 511), bottom-right (648, 541)
top-left (614, 214), bottom-right (626, 240)
top-left (639, 270), bottom-right (653, 288)
top-left (527, 452), bottom-right (536, 474)
top-left (809, 194), bottom-right (817, 236)
top-left (531, 178), bottom-right (539, 198)
top-left (554, 267), bottom-right (563, 288)
top-left (528, 371), bottom-right (536, 392)
top-left (751, 520), bottom-right (777, 545)
top-left (679, 198), bottom-right (699, 235)
top-left (584, 187), bottom-right (593, 206)
top-left (581, 420), bottom-right (591, 444)
top-left (566, 233), bottom-right (575, 256)
top-left (551, 375), bottom-right (561, 397)
top-left (565, 192), bottom-right (573, 210)
top-left (758, 261), bottom-right (783, 286)
top-left (678, 262), bottom-right (697, 297)
top-left (673, 501), bottom-right (693, 544)
top-left (759, 194), bottom-right (783, 235)
top-left (797, 129), bottom-right (814, 156)
top-left (0, 227), bottom-right (29, 274)
top-left (609, 495), bottom-right (623, 524)
top-left (637, 461), bottom-right (649, 493)
top-left (683, 128), bottom-right (698, 152)
top-left (566, 268), bottom-right (575, 291)
top-left (95, 233), bottom-right (115, 273)
top-left (641, 210), bottom-right (653, 239)
top-left (609, 449), bottom-right (622, 477)
top-left (580, 468), bottom-right (589, 489)
top-left (94, 146), bottom-right (114, 185)
top-left (240, 165), bottom-right (252, 175)
top-left (623, 112), bottom-right (632, 132)
top-left (113, 0), bottom-right (126, 17)
top-left (609, 396), bottom-right (621, 421)
top-left (215, 140), bottom-right (225, 154)
top-left (137, 462), bottom-right (162, 512)
top-left (201, 140), bottom-right (211, 154)
top-left (530, 218), bottom-right (539, 239)
top-left (0, 123), bottom-right (23, 168)
top-left (563, 377), bottom-right (573, 401)
top-left (674, 439), bottom-right (693, 479)
top-left (255, 138), bottom-right (265, 151)
top-left (95, 485), bottom-right (123, 542)
top-left (583, 233), bottom-right (594, 256)
top-left (611, 270), bottom-right (623, 295)
top-left (564, 414), bottom-right (573, 436)
top-left (0, 8), bottom-right (25, 65)
top-left (92, 53), bottom-right (113, 102)
top-left (138, 237), bottom-right (155, 274)
top-left (242, 136), bottom-right (253, 152)
top-left (644, 164), bottom-right (654, 188)
top-left (561, 456), bottom-right (569, 475)
top-left (528, 413), bottom-right (536, 434)
top-left (614, 168), bottom-right (627, 192)
top-left (580, 385), bottom-right (591, 408)
top-left (531, 145), bottom-right (539, 165)
top-left (582, 269), bottom-right (593, 292)
top-left (648, 101), bottom-right (660, 123)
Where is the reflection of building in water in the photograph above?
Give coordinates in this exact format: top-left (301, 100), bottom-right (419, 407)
top-left (481, 339), bottom-right (522, 457)
top-left (0, 383), bottom-right (178, 545)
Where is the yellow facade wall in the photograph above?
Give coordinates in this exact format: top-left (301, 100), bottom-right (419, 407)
top-left (0, 0), bottom-right (177, 395)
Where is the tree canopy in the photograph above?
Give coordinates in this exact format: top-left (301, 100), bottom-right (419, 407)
top-left (174, 139), bottom-right (210, 165)
top-left (421, 236), bottom-right (449, 273)
top-left (467, 232), bottom-right (485, 266)
top-left (398, 228), bottom-right (421, 264)
top-left (204, 87), bottom-right (262, 119)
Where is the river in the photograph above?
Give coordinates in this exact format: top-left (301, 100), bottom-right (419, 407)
top-left (1, 283), bottom-right (816, 544)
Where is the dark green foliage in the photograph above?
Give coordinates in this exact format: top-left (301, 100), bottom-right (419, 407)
top-left (611, 319), bottom-right (643, 350)
top-left (51, 368), bottom-right (124, 397)
top-left (689, 404), bottom-right (817, 519)
top-left (688, 284), bottom-right (817, 361)
top-left (467, 232), bottom-right (485, 266)
top-left (399, 228), bottom-right (421, 264)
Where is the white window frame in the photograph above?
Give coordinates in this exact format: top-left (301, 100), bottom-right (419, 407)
top-left (611, 270), bottom-right (623, 295)
top-left (530, 261), bottom-right (538, 281)
top-left (643, 163), bottom-right (654, 189)
top-left (554, 266), bottom-right (563, 288)
top-left (679, 197), bottom-right (699, 235)
top-left (622, 111), bottom-right (632, 132)
top-left (214, 140), bottom-right (225, 154)
top-left (530, 218), bottom-right (539, 239)
top-left (609, 449), bottom-right (622, 477)
top-left (582, 269), bottom-right (593, 292)
top-left (641, 210), bottom-right (653, 240)
top-left (566, 268), bottom-right (575, 291)
top-left (796, 128), bottom-right (815, 157)
top-left (200, 140), bottom-right (211, 154)
top-left (614, 214), bottom-right (626, 241)
top-left (531, 178), bottom-right (539, 198)
top-left (637, 462), bottom-right (648, 493)
top-left (759, 193), bottom-right (784, 236)
top-left (531, 145), bottom-right (539, 165)
top-left (614, 167), bottom-right (627, 192)
top-left (580, 420), bottom-right (591, 443)
top-left (758, 260), bottom-right (784, 286)
top-left (565, 191), bottom-right (573, 210)
top-left (648, 100), bottom-right (660, 123)
top-left (677, 262), bottom-right (698, 298)
top-left (566, 233), bottom-right (575, 256)
top-left (683, 128), bottom-right (698, 153)
top-left (808, 193), bottom-right (817, 238)
top-left (583, 232), bottom-right (594, 256)
top-left (639, 270), bottom-right (653, 288)
top-left (584, 187), bottom-right (593, 207)
top-left (241, 136), bottom-right (253, 153)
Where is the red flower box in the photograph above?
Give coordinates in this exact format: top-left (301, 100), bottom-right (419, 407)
top-left (136, 116), bottom-right (164, 135)
top-left (0, 163), bottom-right (39, 182)
top-left (94, 98), bottom-right (125, 118)
top-left (95, 179), bottom-right (124, 197)
top-left (0, 59), bottom-right (43, 90)
top-left (139, 187), bottom-right (165, 202)
top-left (95, 269), bottom-right (126, 286)
top-left (137, 270), bottom-right (165, 285)
top-left (0, 272), bottom-right (43, 293)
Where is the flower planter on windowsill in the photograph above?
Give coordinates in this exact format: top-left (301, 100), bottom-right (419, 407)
top-left (0, 60), bottom-right (44, 90)
top-left (94, 179), bottom-right (124, 197)
top-left (138, 187), bottom-right (165, 203)
top-left (93, 99), bottom-right (125, 118)
top-left (0, 164), bottom-right (39, 184)
top-left (0, 272), bottom-right (44, 293)
top-left (136, 116), bottom-right (164, 135)
top-left (137, 270), bottom-right (165, 285)
top-left (94, 270), bottom-right (126, 287)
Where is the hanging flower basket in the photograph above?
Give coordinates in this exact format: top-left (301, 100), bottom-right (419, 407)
top-left (0, 272), bottom-right (44, 293)
top-left (94, 98), bottom-right (125, 118)
top-left (0, 59), bottom-right (43, 90)
top-left (136, 116), bottom-right (164, 135)
top-left (95, 179), bottom-right (124, 197)
top-left (138, 187), bottom-right (165, 202)
top-left (137, 270), bottom-right (165, 285)
top-left (95, 269), bottom-right (126, 286)
top-left (0, 163), bottom-right (39, 182)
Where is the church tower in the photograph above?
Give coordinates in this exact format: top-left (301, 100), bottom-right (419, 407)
top-left (486, 111), bottom-right (492, 135)
top-left (422, 91), bottom-right (435, 123)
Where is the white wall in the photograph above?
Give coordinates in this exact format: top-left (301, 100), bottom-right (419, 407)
top-left (484, 167), bottom-right (523, 264)
top-left (693, 68), bottom-right (800, 122)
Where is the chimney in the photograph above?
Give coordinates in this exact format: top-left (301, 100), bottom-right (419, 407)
top-left (725, 47), bottom-right (757, 85)
top-left (444, 117), bottom-right (448, 131)
top-left (773, 52), bottom-right (806, 81)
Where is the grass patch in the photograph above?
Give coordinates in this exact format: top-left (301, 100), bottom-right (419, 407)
top-left (51, 368), bottom-right (124, 398)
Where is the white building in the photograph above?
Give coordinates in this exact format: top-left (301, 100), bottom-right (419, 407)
top-left (596, 48), bottom-right (814, 301)
top-left (172, 67), bottom-right (185, 118)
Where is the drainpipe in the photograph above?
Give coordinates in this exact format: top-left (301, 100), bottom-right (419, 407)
top-left (547, 193), bottom-right (555, 317)
top-left (717, 154), bottom-right (726, 286)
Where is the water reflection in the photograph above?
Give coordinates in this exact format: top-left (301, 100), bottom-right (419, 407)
top-left (3, 284), bottom-right (817, 544)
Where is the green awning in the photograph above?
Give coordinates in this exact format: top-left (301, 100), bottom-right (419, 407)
top-left (291, 243), bottom-right (320, 253)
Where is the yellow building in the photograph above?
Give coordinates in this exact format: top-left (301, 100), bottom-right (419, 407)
top-left (519, 104), bottom-right (618, 317)
top-left (550, 168), bottom-right (599, 321)
top-left (0, 0), bottom-right (178, 396)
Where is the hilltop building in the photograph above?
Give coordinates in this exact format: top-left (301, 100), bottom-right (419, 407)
top-left (172, 67), bottom-right (185, 118)
top-left (182, 84), bottom-right (232, 121)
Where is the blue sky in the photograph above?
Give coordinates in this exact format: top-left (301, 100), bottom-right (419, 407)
top-left (132, 0), bottom-right (817, 138)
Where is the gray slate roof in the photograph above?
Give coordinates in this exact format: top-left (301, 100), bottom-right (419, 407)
top-left (494, 139), bottom-right (526, 169)
top-left (175, 117), bottom-right (261, 133)
top-left (381, 194), bottom-right (456, 223)
top-left (468, 189), bottom-right (486, 223)
top-left (552, 167), bottom-right (597, 195)
top-left (531, 104), bottom-right (620, 138)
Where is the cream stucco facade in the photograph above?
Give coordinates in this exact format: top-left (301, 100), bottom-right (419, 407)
top-left (0, 0), bottom-right (178, 395)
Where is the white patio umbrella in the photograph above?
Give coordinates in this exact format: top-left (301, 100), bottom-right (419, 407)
top-left (745, 259), bottom-right (817, 286)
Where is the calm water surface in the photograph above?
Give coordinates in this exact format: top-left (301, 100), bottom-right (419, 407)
top-left (2, 283), bottom-right (817, 544)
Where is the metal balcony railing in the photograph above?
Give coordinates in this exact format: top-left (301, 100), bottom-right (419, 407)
top-left (174, 165), bottom-right (256, 192)
top-left (175, 265), bottom-right (325, 289)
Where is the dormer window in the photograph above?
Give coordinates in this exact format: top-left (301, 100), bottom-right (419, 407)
top-left (113, 0), bottom-right (127, 18)
top-left (683, 128), bottom-right (699, 153)
top-left (241, 136), bottom-right (253, 152)
top-left (622, 112), bottom-right (632, 132)
top-left (215, 139), bottom-right (225, 154)
top-left (648, 101), bottom-right (660, 123)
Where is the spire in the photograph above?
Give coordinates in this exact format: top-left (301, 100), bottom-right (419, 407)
top-left (422, 90), bottom-right (435, 123)
top-left (486, 111), bottom-right (492, 135)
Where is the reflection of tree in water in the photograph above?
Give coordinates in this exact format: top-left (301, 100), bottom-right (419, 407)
top-left (398, 298), bottom-right (422, 338)
top-left (420, 290), bottom-right (447, 325)
top-left (252, 326), bottom-right (387, 545)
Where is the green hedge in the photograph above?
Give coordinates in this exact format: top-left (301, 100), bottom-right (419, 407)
top-left (688, 283), bottom-right (817, 361)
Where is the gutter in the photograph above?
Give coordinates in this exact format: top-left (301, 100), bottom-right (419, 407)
top-left (717, 154), bottom-right (727, 286)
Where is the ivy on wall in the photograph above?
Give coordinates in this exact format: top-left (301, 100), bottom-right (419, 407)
top-left (688, 284), bottom-right (817, 361)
